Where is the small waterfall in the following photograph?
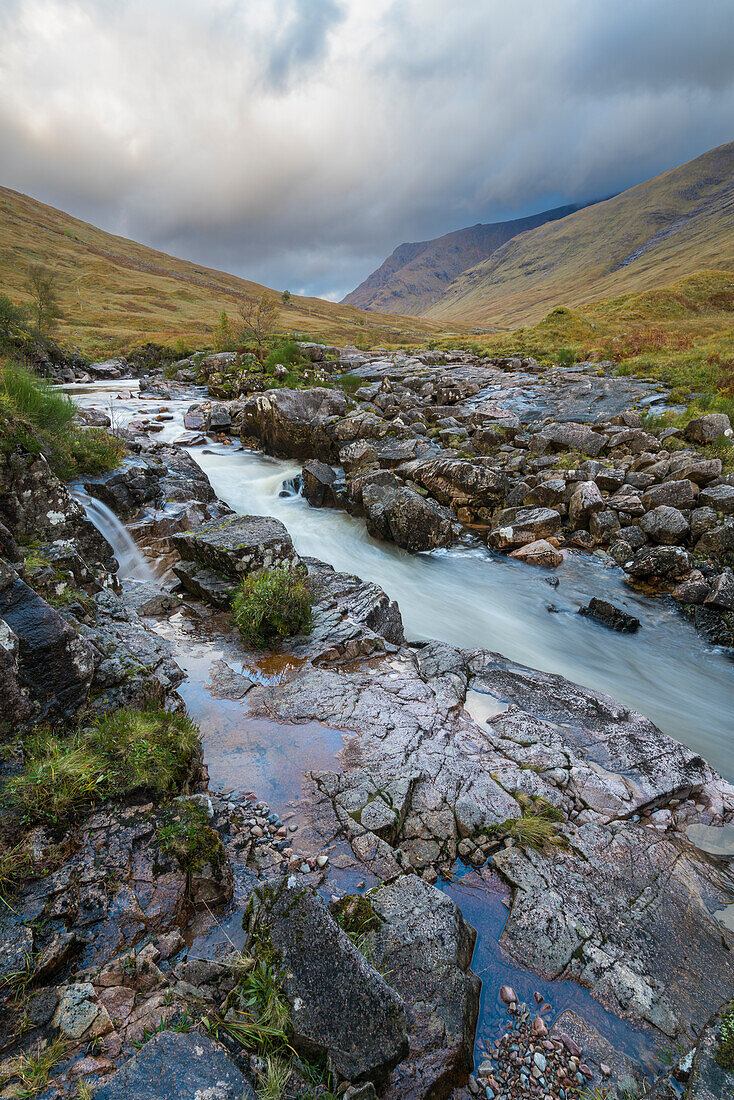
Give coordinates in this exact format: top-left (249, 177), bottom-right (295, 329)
top-left (72, 489), bottom-right (155, 582)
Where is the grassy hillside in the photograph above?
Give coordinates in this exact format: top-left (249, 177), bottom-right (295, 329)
top-left (427, 141), bottom-right (734, 327)
top-left (343, 202), bottom-right (590, 316)
top-left (0, 186), bottom-right (448, 356)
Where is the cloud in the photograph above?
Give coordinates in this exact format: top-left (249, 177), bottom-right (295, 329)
top-left (0, 0), bottom-right (732, 298)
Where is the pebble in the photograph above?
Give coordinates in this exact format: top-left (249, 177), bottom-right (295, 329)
top-left (316, 854), bottom-right (329, 868)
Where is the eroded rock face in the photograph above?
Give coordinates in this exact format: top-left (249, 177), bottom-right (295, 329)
top-left (240, 387), bottom-right (348, 461)
top-left (172, 513), bottom-right (297, 577)
top-left (0, 559), bottom-right (95, 723)
top-left (248, 878), bottom-right (409, 1084)
top-left (0, 451), bottom-right (113, 566)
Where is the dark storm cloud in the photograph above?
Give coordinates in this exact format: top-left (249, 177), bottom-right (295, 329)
top-left (0, 0), bottom-right (732, 299)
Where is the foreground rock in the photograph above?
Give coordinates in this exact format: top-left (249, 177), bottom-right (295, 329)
top-left (94, 1030), bottom-right (255, 1100)
top-left (248, 877), bottom-right (409, 1084)
top-left (172, 513), bottom-right (297, 578)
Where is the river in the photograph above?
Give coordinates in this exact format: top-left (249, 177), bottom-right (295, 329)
top-left (67, 379), bottom-right (734, 782)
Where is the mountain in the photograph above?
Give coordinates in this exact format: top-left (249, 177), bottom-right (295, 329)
top-left (425, 141), bottom-right (734, 327)
top-left (0, 186), bottom-right (445, 355)
top-left (343, 203), bottom-right (591, 315)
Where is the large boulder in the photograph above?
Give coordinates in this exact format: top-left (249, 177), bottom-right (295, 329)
top-left (0, 451), bottom-right (113, 566)
top-left (94, 1029), bottom-right (254, 1099)
top-left (0, 559), bottom-right (95, 725)
top-left (83, 457), bottom-right (162, 514)
top-left (698, 483), bottom-right (734, 516)
top-left (684, 413), bottom-right (732, 445)
top-left (624, 545), bottom-right (694, 582)
top-left (362, 481), bottom-right (459, 552)
top-left (248, 878), bottom-right (409, 1084)
top-left (488, 507), bottom-right (562, 550)
top-left (370, 876), bottom-right (481, 1100)
top-left (172, 514), bottom-right (297, 578)
top-left (399, 456), bottom-right (507, 516)
top-left (568, 480), bottom-right (604, 529)
top-left (642, 479), bottom-right (698, 512)
top-left (240, 387), bottom-right (348, 461)
top-left (639, 505), bottom-right (690, 545)
top-left (532, 422), bottom-right (609, 457)
top-left (302, 459), bottom-right (339, 508)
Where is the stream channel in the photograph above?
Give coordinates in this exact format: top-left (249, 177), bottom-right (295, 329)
top-left (66, 379), bottom-right (734, 1080)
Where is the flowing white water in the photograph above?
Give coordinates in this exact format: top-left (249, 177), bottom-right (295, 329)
top-left (72, 488), bottom-right (156, 582)
top-left (69, 383), bottom-right (734, 780)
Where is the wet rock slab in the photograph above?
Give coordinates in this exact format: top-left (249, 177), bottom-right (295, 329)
top-left (93, 1029), bottom-right (255, 1099)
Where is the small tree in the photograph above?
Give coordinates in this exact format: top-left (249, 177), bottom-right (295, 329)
top-left (281, 290), bottom-right (291, 304)
top-left (0, 294), bottom-right (29, 339)
top-left (237, 292), bottom-right (278, 361)
top-left (26, 265), bottom-right (63, 335)
top-left (213, 309), bottom-right (236, 352)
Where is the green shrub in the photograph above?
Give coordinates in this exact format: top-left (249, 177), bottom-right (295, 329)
top-left (263, 339), bottom-right (308, 373)
top-left (232, 567), bottom-right (313, 648)
top-left (6, 708), bottom-right (199, 824)
top-left (556, 348), bottom-right (576, 368)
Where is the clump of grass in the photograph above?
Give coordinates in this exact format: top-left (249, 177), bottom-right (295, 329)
top-left (715, 1003), bottom-right (734, 1071)
top-left (155, 800), bottom-right (225, 881)
top-left (232, 567), bottom-right (313, 649)
top-left (0, 1037), bottom-right (68, 1099)
top-left (256, 1055), bottom-right (292, 1100)
top-left (215, 958), bottom-right (292, 1056)
top-left (6, 708), bottom-right (200, 824)
top-left (0, 840), bottom-right (33, 904)
top-left (85, 708), bottom-right (199, 796)
top-left (0, 362), bottom-right (124, 479)
top-left (487, 793), bottom-right (568, 852)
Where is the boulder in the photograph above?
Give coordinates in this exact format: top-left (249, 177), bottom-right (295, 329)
top-left (84, 458), bottom-right (162, 514)
top-left (695, 524), bottom-right (734, 567)
top-left (704, 571), bottom-right (734, 611)
top-left (362, 482), bottom-right (459, 552)
top-left (698, 483), bottom-right (734, 516)
top-left (578, 597), bottom-right (640, 633)
top-left (240, 387), bottom-right (348, 461)
top-left (533, 422), bottom-right (609, 458)
top-left (302, 460), bottom-right (338, 508)
top-left (0, 559), bottom-right (95, 724)
top-left (172, 514), bottom-right (297, 578)
top-left (509, 539), bottom-right (563, 568)
top-left (568, 480), bottom-right (604, 529)
top-left (624, 545), bottom-right (694, 582)
top-left (370, 876), bottom-right (481, 1100)
top-left (639, 505), bottom-right (690, 545)
top-left (94, 1030), bottom-right (254, 1099)
top-left (684, 413), bottom-right (732, 445)
top-left (488, 507), bottom-right (562, 550)
top-left (642, 480), bottom-right (698, 512)
top-left (248, 878), bottom-right (409, 1084)
top-left (399, 456), bottom-right (507, 514)
top-left (668, 455), bottom-right (722, 486)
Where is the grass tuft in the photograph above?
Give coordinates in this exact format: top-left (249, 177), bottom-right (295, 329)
top-left (0, 362), bottom-right (124, 479)
top-left (487, 793), bottom-right (568, 852)
top-left (232, 567), bottom-right (313, 649)
top-left (6, 708), bottom-right (199, 824)
top-left (0, 1037), bottom-right (67, 1099)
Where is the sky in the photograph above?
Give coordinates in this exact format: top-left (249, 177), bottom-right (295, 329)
top-left (1, 0), bottom-right (733, 301)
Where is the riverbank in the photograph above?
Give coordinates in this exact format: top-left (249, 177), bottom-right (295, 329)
top-left (0, 351), bottom-right (732, 1100)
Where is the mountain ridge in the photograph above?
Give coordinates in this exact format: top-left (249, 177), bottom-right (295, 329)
top-left (343, 202), bottom-right (592, 315)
